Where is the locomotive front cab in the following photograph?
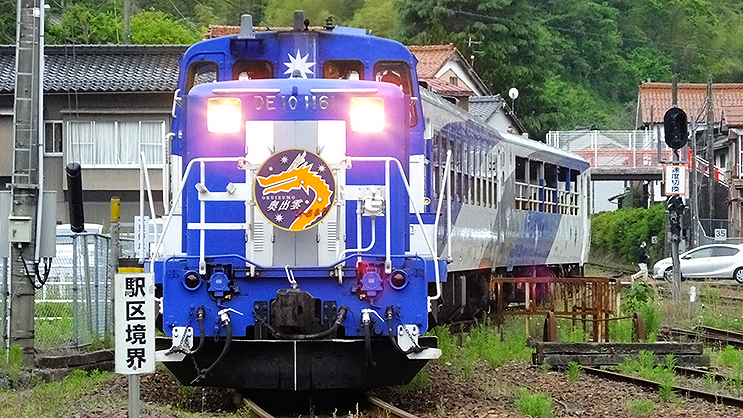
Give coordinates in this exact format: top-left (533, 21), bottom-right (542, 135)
top-left (156, 17), bottom-right (444, 391)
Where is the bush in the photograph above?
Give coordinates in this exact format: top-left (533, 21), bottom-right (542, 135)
top-left (591, 204), bottom-right (665, 265)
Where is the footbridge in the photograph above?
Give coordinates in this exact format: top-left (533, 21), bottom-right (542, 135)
top-left (546, 130), bottom-right (725, 183)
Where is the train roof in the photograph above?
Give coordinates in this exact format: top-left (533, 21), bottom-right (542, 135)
top-left (182, 25), bottom-right (417, 68)
top-left (421, 88), bottom-right (590, 169)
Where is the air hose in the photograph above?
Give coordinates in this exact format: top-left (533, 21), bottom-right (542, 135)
top-left (363, 310), bottom-right (376, 369)
top-left (191, 308), bottom-right (233, 384)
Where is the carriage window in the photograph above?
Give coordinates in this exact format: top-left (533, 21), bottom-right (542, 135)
top-left (187, 61), bottom-right (219, 93)
top-left (232, 60), bottom-right (273, 80)
top-left (529, 160), bottom-right (542, 185)
top-left (515, 157), bottom-right (527, 183)
top-left (544, 163), bottom-right (557, 213)
top-left (324, 60), bottom-right (364, 80)
top-left (515, 157), bottom-right (527, 210)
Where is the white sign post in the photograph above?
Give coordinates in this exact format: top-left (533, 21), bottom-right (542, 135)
top-left (133, 216), bottom-right (150, 260)
top-left (115, 273), bottom-right (156, 418)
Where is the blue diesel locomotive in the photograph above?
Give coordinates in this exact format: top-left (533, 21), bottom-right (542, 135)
top-left (152, 12), bottom-right (590, 391)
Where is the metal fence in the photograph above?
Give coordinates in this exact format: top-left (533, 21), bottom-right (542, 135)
top-left (697, 219), bottom-right (743, 246)
top-left (1, 230), bottom-right (132, 353)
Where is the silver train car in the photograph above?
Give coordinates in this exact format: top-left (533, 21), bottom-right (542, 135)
top-left (420, 90), bottom-right (591, 322)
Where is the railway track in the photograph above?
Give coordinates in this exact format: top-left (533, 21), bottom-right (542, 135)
top-left (238, 393), bottom-right (422, 418)
top-left (583, 366), bottom-right (743, 408)
top-left (662, 325), bottom-right (743, 349)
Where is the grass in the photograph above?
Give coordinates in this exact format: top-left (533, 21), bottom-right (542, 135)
top-left (566, 361), bottom-right (581, 381)
top-left (659, 283), bottom-right (743, 332)
top-left (430, 318), bottom-right (533, 382)
top-left (627, 399), bottom-right (654, 417)
top-left (514, 387), bottom-right (553, 418)
top-left (0, 370), bottom-right (110, 417)
top-left (617, 351), bottom-right (677, 402)
top-left (0, 345), bottom-right (24, 387)
top-left (557, 321), bottom-right (589, 343)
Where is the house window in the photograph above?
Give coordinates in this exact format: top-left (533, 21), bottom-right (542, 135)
top-left (67, 120), bottom-right (165, 167)
top-left (44, 121), bottom-right (63, 154)
top-left (449, 76), bottom-right (458, 86)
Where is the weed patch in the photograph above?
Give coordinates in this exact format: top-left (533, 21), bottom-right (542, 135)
top-left (627, 398), bottom-right (654, 417)
top-left (566, 361), bottom-right (581, 381)
top-left (515, 387), bottom-right (553, 418)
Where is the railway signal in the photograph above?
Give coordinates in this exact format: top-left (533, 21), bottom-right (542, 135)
top-left (663, 105), bottom-right (689, 303)
top-left (664, 107), bottom-right (688, 149)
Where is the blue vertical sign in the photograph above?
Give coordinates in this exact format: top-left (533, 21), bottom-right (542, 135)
top-left (115, 273), bottom-right (156, 374)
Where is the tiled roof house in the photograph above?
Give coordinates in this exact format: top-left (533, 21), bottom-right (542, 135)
top-left (0, 45), bottom-right (187, 227)
top-left (407, 44), bottom-right (489, 108)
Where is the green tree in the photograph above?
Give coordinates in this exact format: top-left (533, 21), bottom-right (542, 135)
top-left (131, 10), bottom-right (201, 44)
top-left (262, 0), bottom-right (363, 27)
top-left (346, 0), bottom-right (399, 38)
top-left (46, 2), bottom-right (124, 44)
top-left (0, 1), bottom-right (16, 44)
top-left (398, 0), bottom-right (564, 137)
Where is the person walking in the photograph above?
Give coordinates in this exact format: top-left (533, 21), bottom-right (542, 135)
top-left (630, 241), bottom-right (648, 283)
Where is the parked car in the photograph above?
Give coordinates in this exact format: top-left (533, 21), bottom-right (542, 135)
top-left (652, 243), bottom-right (743, 282)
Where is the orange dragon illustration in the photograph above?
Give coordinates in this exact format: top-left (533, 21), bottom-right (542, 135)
top-left (256, 151), bottom-right (334, 231)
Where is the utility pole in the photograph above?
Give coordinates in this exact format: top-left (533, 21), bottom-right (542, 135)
top-left (10, 0), bottom-right (44, 365)
top-left (706, 79), bottom-right (714, 234)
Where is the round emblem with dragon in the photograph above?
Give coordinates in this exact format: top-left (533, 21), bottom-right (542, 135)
top-left (254, 149), bottom-right (336, 231)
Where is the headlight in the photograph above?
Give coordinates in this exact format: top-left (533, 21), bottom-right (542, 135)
top-left (207, 98), bottom-right (242, 133)
top-left (350, 97), bottom-right (384, 133)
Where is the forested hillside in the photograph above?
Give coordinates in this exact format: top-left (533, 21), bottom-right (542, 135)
top-left (13, 0), bottom-right (743, 137)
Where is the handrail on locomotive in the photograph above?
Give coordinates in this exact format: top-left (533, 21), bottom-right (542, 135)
top-left (147, 150), bottom-right (453, 307)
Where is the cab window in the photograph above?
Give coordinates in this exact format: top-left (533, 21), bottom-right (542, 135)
top-left (186, 61), bottom-right (218, 93)
top-left (323, 60), bottom-right (364, 80)
top-left (373, 60), bottom-right (417, 127)
top-left (373, 60), bottom-right (413, 94)
top-left (232, 60), bottom-right (273, 80)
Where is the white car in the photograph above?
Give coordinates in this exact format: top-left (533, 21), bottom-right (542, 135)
top-left (652, 243), bottom-right (743, 282)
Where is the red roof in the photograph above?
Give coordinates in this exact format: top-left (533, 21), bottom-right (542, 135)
top-left (205, 25), bottom-right (239, 39)
top-left (421, 77), bottom-right (472, 96)
top-left (639, 82), bottom-right (743, 126)
top-left (407, 44), bottom-right (458, 78)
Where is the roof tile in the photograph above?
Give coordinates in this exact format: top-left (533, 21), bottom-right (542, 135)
top-left (407, 44), bottom-right (457, 78)
top-left (0, 45), bottom-right (187, 93)
top-left (421, 77), bottom-right (472, 96)
top-left (638, 82), bottom-right (743, 126)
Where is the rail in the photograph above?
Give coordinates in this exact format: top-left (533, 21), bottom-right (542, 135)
top-left (583, 366), bottom-right (743, 408)
top-left (238, 394), bottom-right (423, 418)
